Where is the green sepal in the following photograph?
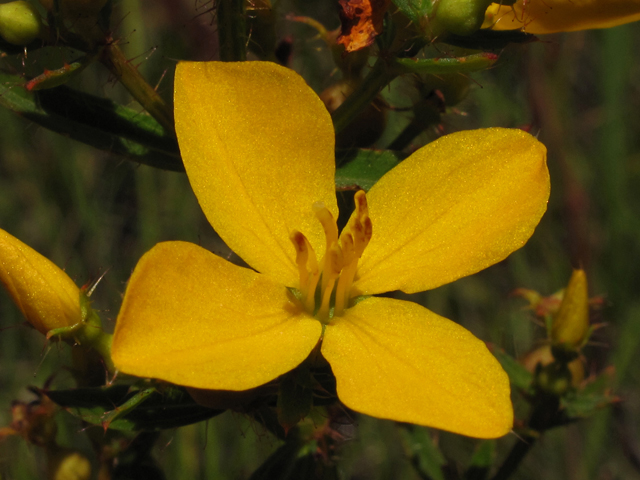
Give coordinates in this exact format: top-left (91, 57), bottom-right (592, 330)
top-left (560, 372), bottom-right (618, 420)
top-left (0, 72), bottom-right (182, 171)
top-left (335, 149), bottom-right (403, 191)
top-left (277, 366), bottom-right (314, 433)
top-left (400, 426), bottom-right (446, 480)
top-left (490, 347), bottom-right (534, 394)
top-left (45, 384), bottom-right (223, 431)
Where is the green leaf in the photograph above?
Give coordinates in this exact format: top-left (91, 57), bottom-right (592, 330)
top-left (400, 426), bottom-right (446, 480)
top-left (394, 52), bottom-right (499, 75)
top-left (490, 347), bottom-right (534, 393)
top-left (464, 440), bottom-right (495, 480)
top-left (393, 0), bottom-right (434, 23)
top-left (45, 384), bottom-right (223, 431)
top-left (0, 72), bottom-right (183, 171)
top-left (335, 149), bottom-right (404, 191)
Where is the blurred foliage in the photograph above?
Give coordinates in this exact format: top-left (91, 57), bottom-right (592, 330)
top-left (1, 0), bottom-right (640, 479)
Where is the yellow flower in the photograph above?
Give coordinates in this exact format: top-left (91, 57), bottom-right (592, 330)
top-left (111, 61), bottom-right (550, 439)
top-left (0, 229), bottom-right (81, 336)
top-left (484, 0), bottom-right (640, 34)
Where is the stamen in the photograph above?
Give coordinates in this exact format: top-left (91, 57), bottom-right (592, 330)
top-left (290, 231), bottom-right (320, 313)
top-left (334, 191), bottom-right (372, 316)
top-left (291, 190), bottom-right (372, 321)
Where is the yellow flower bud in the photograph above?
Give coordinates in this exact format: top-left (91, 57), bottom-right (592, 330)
top-left (46, 446), bottom-right (92, 480)
top-left (551, 269), bottom-right (589, 350)
top-left (0, 229), bottom-right (81, 336)
top-left (0, 1), bottom-right (43, 45)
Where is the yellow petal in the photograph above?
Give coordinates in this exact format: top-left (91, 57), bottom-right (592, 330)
top-left (174, 61), bottom-right (338, 287)
top-left (0, 228), bottom-right (80, 335)
top-left (112, 241), bottom-right (322, 390)
top-left (321, 297), bottom-right (513, 438)
top-left (485, 0), bottom-right (640, 34)
top-left (355, 128), bottom-right (549, 295)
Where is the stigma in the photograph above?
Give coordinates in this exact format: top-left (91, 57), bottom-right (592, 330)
top-left (290, 190), bottom-right (372, 323)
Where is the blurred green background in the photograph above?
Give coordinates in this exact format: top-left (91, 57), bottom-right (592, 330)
top-left (1, 0), bottom-right (640, 478)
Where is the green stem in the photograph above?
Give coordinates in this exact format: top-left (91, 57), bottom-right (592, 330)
top-left (100, 43), bottom-right (175, 134)
top-left (217, 0), bottom-right (247, 62)
top-left (331, 57), bottom-right (396, 134)
top-left (490, 436), bottom-right (535, 480)
top-left (490, 396), bottom-right (559, 480)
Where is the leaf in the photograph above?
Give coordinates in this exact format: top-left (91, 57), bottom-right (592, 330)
top-left (0, 72), bottom-right (183, 171)
top-left (337, 0), bottom-right (392, 53)
top-left (394, 52), bottom-right (499, 75)
top-left (400, 426), bottom-right (446, 480)
top-left (45, 384), bottom-right (223, 431)
top-left (464, 440), bottom-right (495, 480)
top-left (393, 0), bottom-right (434, 23)
top-left (489, 346), bottom-right (534, 393)
top-left (335, 149), bottom-right (403, 191)
top-left (277, 367), bottom-right (314, 433)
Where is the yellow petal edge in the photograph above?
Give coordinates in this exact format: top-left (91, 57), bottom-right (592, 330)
top-left (485, 0), bottom-right (640, 34)
top-left (174, 61), bottom-right (338, 288)
top-left (112, 241), bottom-right (322, 390)
top-left (355, 128), bottom-right (549, 296)
top-left (321, 297), bottom-right (513, 438)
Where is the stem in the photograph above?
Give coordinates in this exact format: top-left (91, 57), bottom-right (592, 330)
top-left (331, 56), bottom-right (397, 134)
top-left (490, 396), bottom-right (559, 480)
top-left (217, 0), bottom-right (247, 62)
top-left (100, 43), bottom-right (175, 134)
top-left (490, 435), bottom-right (535, 480)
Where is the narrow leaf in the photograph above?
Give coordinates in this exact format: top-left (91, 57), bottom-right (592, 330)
top-left (0, 72), bottom-right (183, 171)
top-left (394, 52), bottom-right (498, 75)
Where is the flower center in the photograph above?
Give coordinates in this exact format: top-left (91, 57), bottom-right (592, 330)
top-left (290, 190), bottom-right (372, 323)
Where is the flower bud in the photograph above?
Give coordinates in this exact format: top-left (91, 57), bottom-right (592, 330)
top-left (436, 0), bottom-right (494, 36)
top-left (0, 1), bottom-right (43, 45)
top-left (46, 446), bottom-right (92, 480)
top-left (551, 269), bottom-right (589, 351)
top-left (0, 229), bottom-right (81, 336)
